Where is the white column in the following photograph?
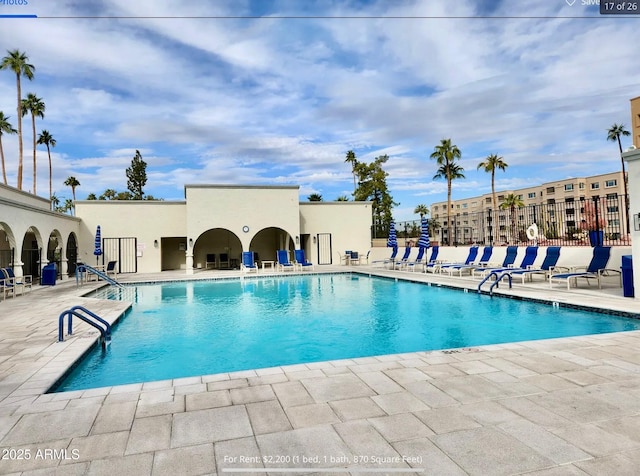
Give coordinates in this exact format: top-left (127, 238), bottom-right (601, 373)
top-left (13, 260), bottom-right (24, 278)
top-left (60, 259), bottom-right (69, 280)
top-left (186, 251), bottom-right (194, 275)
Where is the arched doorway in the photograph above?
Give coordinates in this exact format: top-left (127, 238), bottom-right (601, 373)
top-left (249, 227), bottom-right (295, 266)
top-left (66, 232), bottom-right (78, 276)
top-left (21, 227), bottom-right (43, 282)
top-left (193, 228), bottom-right (242, 270)
top-left (47, 230), bottom-right (63, 277)
top-left (0, 222), bottom-right (16, 269)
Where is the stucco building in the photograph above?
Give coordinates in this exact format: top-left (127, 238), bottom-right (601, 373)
top-left (2, 184), bottom-right (372, 278)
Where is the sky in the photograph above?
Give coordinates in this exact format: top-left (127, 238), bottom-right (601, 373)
top-left (0, 0), bottom-right (638, 220)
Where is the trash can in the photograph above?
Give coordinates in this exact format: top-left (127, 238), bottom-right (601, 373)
top-left (621, 255), bottom-right (634, 298)
top-left (41, 263), bottom-right (57, 286)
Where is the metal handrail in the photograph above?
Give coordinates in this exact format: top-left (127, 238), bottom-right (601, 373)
top-left (477, 270), bottom-right (513, 296)
top-left (76, 263), bottom-right (124, 288)
top-left (58, 306), bottom-right (112, 349)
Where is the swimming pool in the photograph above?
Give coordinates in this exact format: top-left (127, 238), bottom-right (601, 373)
top-left (52, 274), bottom-right (640, 392)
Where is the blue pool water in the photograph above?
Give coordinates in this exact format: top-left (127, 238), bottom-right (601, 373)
top-left (52, 274), bottom-right (640, 392)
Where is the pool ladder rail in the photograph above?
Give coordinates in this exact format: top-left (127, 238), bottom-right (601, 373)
top-left (76, 263), bottom-right (125, 289)
top-left (477, 270), bottom-right (513, 296)
top-left (58, 305), bottom-right (112, 349)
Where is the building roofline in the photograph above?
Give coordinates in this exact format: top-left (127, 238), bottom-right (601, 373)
top-left (299, 201), bottom-right (371, 205)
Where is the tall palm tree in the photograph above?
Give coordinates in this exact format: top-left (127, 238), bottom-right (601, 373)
top-left (50, 192), bottom-right (60, 212)
top-left (414, 204), bottom-right (429, 218)
top-left (606, 123), bottom-right (630, 234)
top-left (477, 154), bottom-right (508, 212)
top-left (430, 139), bottom-right (464, 245)
top-left (345, 150), bottom-right (357, 193)
top-left (433, 162), bottom-right (465, 245)
top-left (500, 193), bottom-right (524, 244)
top-left (64, 176), bottom-right (80, 202)
top-left (21, 93), bottom-right (45, 195)
top-left (307, 193), bottom-right (323, 202)
top-left (37, 129), bottom-right (56, 208)
top-left (0, 50), bottom-right (35, 190)
top-left (0, 111), bottom-right (17, 185)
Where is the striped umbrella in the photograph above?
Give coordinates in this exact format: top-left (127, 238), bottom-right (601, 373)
top-left (417, 217), bottom-right (431, 249)
top-left (387, 220), bottom-right (398, 248)
top-left (93, 225), bottom-right (102, 265)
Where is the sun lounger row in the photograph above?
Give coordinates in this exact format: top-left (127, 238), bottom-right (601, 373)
top-left (0, 268), bottom-right (33, 300)
top-left (241, 250), bottom-right (316, 273)
top-left (377, 245), bottom-right (623, 290)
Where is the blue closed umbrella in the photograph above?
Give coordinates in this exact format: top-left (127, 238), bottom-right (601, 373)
top-left (387, 220), bottom-right (398, 248)
top-left (417, 217), bottom-right (431, 249)
top-left (94, 225), bottom-right (102, 265)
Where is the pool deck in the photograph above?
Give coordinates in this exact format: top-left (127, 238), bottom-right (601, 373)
top-left (1, 266), bottom-right (640, 475)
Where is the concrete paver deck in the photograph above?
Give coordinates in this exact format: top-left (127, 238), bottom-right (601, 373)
top-left (1, 266), bottom-right (640, 475)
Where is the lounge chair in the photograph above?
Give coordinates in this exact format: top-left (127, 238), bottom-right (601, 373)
top-left (549, 246), bottom-right (621, 290)
top-left (1, 268), bottom-right (24, 298)
top-left (276, 250), bottom-right (295, 272)
top-left (105, 261), bottom-right (118, 278)
top-left (390, 247), bottom-right (412, 269)
top-left (218, 253), bottom-right (230, 269)
top-left (294, 249), bottom-right (315, 271)
top-left (422, 246), bottom-right (441, 272)
top-left (432, 246), bottom-right (480, 274)
top-left (472, 246), bottom-right (522, 278)
top-left (372, 246), bottom-right (398, 267)
top-left (402, 247), bottom-right (426, 271)
top-left (3, 268), bottom-right (32, 292)
top-left (349, 251), bottom-right (361, 265)
top-left (442, 246), bottom-right (493, 276)
top-left (508, 246), bottom-right (561, 284)
top-left (206, 254), bottom-right (216, 269)
top-left (241, 251), bottom-right (258, 273)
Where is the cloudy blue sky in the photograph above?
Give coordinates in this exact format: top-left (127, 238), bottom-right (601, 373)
top-left (0, 0), bottom-right (637, 220)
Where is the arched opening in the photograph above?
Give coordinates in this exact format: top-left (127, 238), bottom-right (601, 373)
top-left (21, 226), bottom-right (43, 282)
top-left (66, 232), bottom-right (78, 276)
top-left (47, 230), bottom-right (63, 277)
top-left (0, 222), bottom-right (16, 269)
top-left (193, 228), bottom-right (242, 270)
top-left (249, 227), bottom-right (295, 266)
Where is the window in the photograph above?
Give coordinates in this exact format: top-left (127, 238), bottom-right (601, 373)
top-left (527, 192), bottom-right (536, 199)
top-left (605, 179), bottom-right (617, 188)
top-left (498, 195), bottom-right (505, 201)
top-left (610, 219), bottom-right (620, 226)
top-left (579, 183), bottom-right (585, 189)
top-left (485, 197), bottom-right (492, 203)
top-left (565, 197), bottom-right (574, 203)
top-left (471, 202), bottom-right (477, 207)
top-left (591, 182), bottom-right (600, 190)
top-left (607, 206), bottom-right (619, 213)
top-left (547, 199), bottom-right (555, 205)
top-left (517, 194), bottom-right (523, 200)
top-left (456, 204), bottom-right (460, 209)
top-left (566, 221), bottom-right (576, 228)
top-left (606, 193), bottom-right (618, 199)
top-left (462, 203), bottom-right (468, 209)
top-left (564, 184), bottom-right (574, 191)
top-left (566, 208), bottom-right (575, 215)
top-left (546, 187), bottom-right (555, 194)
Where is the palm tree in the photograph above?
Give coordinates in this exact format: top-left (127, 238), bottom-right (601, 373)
top-left (500, 193), bottom-right (524, 244)
top-left (50, 192), bottom-right (60, 211)
top-left (430, 139), bottom-right (464, 245)
top-left (607, 123), bottom-right (631, 234)
top-left (335, 195), bottom-right (349, 201)
top-left (37, 130), bottom-right (56, 208)
top-left (477, 154), bottom-right (508, 212)
top-left (345, 150), bottom-right (357, 193)
top-left (64, 176), bottom-right (80, 207)
top-left (0, 111), bottom-right (17, 185)
top-left (21, 93), bottom-right (45, 195)
top-left (307, 193), bottom-right (323, 202)
top-left (414, 204), bottom-right (429, 218)
top-left (1, 50), bottom-right (35, 190)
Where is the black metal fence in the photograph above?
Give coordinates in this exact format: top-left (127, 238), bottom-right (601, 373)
top-left (381, 196), bottom-right (630, 247)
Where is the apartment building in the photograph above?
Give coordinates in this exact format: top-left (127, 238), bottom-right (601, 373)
top-left (632, 96), bottom-right (640, 148)
top-left (430, 172), bottom-right (627, 245)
